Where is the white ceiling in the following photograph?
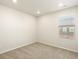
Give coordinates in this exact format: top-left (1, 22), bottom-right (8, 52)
top-left (0, 0), bottom-right (78, 16)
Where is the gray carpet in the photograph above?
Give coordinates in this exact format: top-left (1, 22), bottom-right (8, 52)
top-left (0, 43), bottom-right (78, 59)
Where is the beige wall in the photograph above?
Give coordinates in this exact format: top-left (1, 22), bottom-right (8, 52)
top-left (38, 6), bottom-right (78, 52)
top-left (0, 4), bottom-right (78, 54)
top-left (0, 5), bottom-right (36, 54)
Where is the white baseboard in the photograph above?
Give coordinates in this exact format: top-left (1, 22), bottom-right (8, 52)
top-left (38, 41), bottom-right (78, 53)
top-left (0, 41), bottom-right (77, 54)
top-left (0, 41), bottom-right (35, 54)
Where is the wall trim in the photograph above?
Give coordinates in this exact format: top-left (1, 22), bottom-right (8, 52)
top-left (0, 41), bottom-right (35, 54)
top-left (37, 42), bottom-right (78, 53)
top-left (0, 42), bottom-right (77, 54)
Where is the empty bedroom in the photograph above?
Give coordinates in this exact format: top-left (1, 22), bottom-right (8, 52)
top-left (0, 0), bottom-right (78, 59)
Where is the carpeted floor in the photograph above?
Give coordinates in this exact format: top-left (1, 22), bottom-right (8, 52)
top-left (0, 42), bottom-right (78, 59)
